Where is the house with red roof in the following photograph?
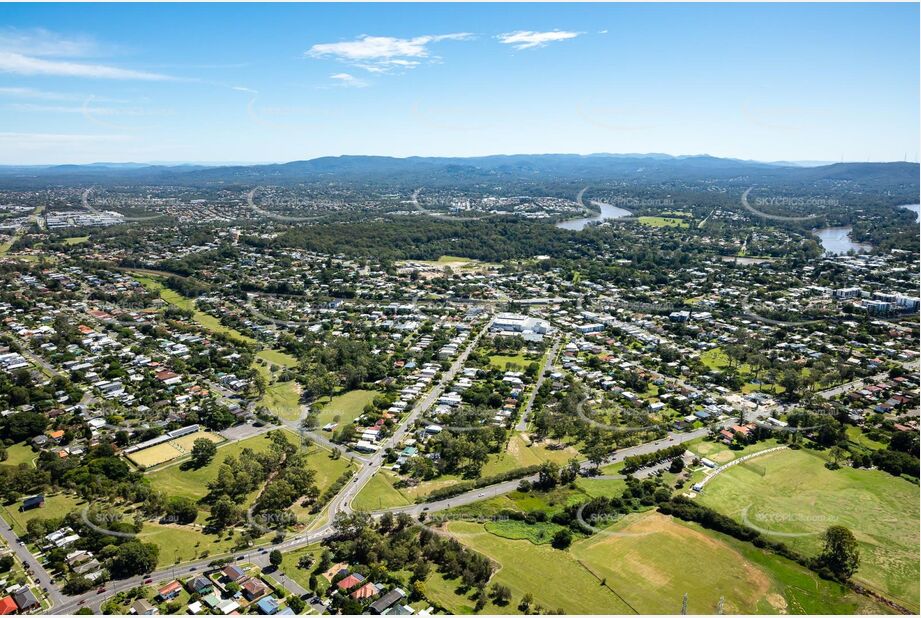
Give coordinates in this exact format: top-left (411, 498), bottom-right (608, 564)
top-left (0, 596), bottom-right (17, 615)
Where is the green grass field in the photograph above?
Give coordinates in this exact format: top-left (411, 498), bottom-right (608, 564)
top-left (484, 519), bottom-right (565, 545)
top-left (138, 522), bottom-right (249, 567)
top-left (1, 493), bottom-right (87, 537)
top-left (845, 425), bottom-right (888, 450)
top-left (1, 442), bottom-right (37, 468)
top-left (637, 216), bottom-right (690, 228)
top-left (444, 521), bottom-right (635, 614)
top-left (352, 471), bottom-right (412, 511)
top-left (279, 543), bottom-right (329, 596)
top-left (259, 380), bottom-right (303, 421)
top-left (696, 447), bottom-right (920, 611)
top-left (314, 389), bottom-right (377, 428)
top-left (570, 511), bottom-right (888, 614)
top-left (147, 431), bottom-right (280, 499)
top-left (480, 434), bottom-right (580, 478)
top-left (488, 353), bottom-right (531, 371)
top-left (62, 235), bottom-right (90, 245)
top-left (256, 348), bottom-right (298, 367)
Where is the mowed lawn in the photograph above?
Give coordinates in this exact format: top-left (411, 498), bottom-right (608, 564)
top-left (256, 348), bottom-right (298, 368)
top-left (1, 493), bottom-right (87, 537)
top-left (314, 389), bottom-right (377, 428)
top-left (637, 216), bottom-right (690, 228)
top-left (696, 447), bottom-right (920, 612)
top-left (488, 352), bottom-right (532, 371)
top-left (571, 511), bottom-right (888, 614)
top-left (1, 442), bottom-right (37, 468)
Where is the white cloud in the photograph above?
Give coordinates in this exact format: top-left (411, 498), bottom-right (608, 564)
top-left (329, 73), bottom-right (368, 88)
top-left (0, 51), bottom-right (173, 80)
top-left (307, 33), bottom-right (471, 72)
top-left (497, 30), bottom-right (582, 50)
top-left (0, 27), bottom-right (102, 57)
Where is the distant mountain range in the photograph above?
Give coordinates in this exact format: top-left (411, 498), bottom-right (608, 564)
top-left (0, 153), bottom-right (917, 190)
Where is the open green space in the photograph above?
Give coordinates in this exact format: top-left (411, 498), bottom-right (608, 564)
top-left (1, 442), bottom-right (37, 468)
top-left (259, 379), bottom-right (303, 421)
top-left (352, 470), bottom-right (412, 511)
top-left (637, 216), bottom-right (690, 228)
top-left (696, 447), bottom-right (920, 611)
top-left (488, 353), bottom-right (531, 371)
top-left (845, 425), bottom-right (888, 450)
top-left (443, 520), bottom-right (634, 614)
top-left (62, 235), bottom-right (90, 245)
top-left (314, 389), bottom-right (377, 428)
top-left (257, 348), bottom-right (298, 367)
top-left (1, 493), bottom-right (87, 537)
top-left (138, 521), bottom-right (250, 567)
top-left (570, 510), bottom-right (889, 614)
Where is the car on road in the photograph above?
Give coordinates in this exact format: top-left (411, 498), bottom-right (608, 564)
top-left (144, 578), bottom-right (152, 583)
top-left (97, 587), bottom-right (106, 594)
top-left (189, 566), bottom-right (197, 571)
top-left (78, 600), bottom-right (85, 605)
top-left (478, 492), bottom-right (485, 497)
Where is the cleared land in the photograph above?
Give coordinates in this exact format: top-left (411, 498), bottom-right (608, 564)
top-left (637, 216), bottom-right (690, 228)
top-left (259, 379), bottom-right (303, 421)
top-left (1, 442), bottom-right (37, 468)
top-left (314, 389), bottom-right (377, 428)
top-left (696, 447), bottom-right (920, 612)
top-left (571, 511), bottom-right (888, 614)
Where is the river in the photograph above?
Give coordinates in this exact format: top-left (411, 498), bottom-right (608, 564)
top-left (556, 201), bottom-right (632, 230)
top-left (813, 226), bottom-right (872, 255)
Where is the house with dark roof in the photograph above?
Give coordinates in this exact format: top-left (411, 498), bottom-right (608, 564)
top-left (21, 494), bottom-right (44, 511)
top-left (370, 588), bottom-right (406, 614)
top-left (12, 587), bottom-right (39, 612)
top-left (221, 564), bottom-right (245, 582)
top-left (186, 575), bottom-right (213, 595)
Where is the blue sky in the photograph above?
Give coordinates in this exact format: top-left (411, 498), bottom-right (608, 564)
top-left (0, 3), bottom-right (918, 164)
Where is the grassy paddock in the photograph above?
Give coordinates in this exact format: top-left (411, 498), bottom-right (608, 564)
top-left (696, 447), bottom-right (919, 611)
top-left (314, 389), bottom-right (377, 428)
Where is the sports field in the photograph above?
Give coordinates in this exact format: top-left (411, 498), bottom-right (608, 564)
top-left (147, 431), bottom-right (277, 499)
top-left (696, 447), bottom-right (920, 612)
top-left (127, 430), bottom-right (223, 468)
top-left (637, 216), bottom-right (690, 228)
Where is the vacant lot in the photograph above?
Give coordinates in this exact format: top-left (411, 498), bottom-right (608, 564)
top-left (571, 511), bottom-right (888, 614)
top-left (1, 442), bottom-right (36, 468)
top-left (314, 389), bottom-right (377, 428)
top-left (697, 447), bottom-right (919, 612)
top-left (259, 379), bottom-right (303, 421)
top-left (637, 216), bottom-right (690, 228)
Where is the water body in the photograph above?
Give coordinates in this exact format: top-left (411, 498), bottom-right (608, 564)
top-left (556, 201), bottom-right (632, 231)
top-left (899, 203), bottom-right (919, 223)
top-left (813, 226), bottom-right (872, 255)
